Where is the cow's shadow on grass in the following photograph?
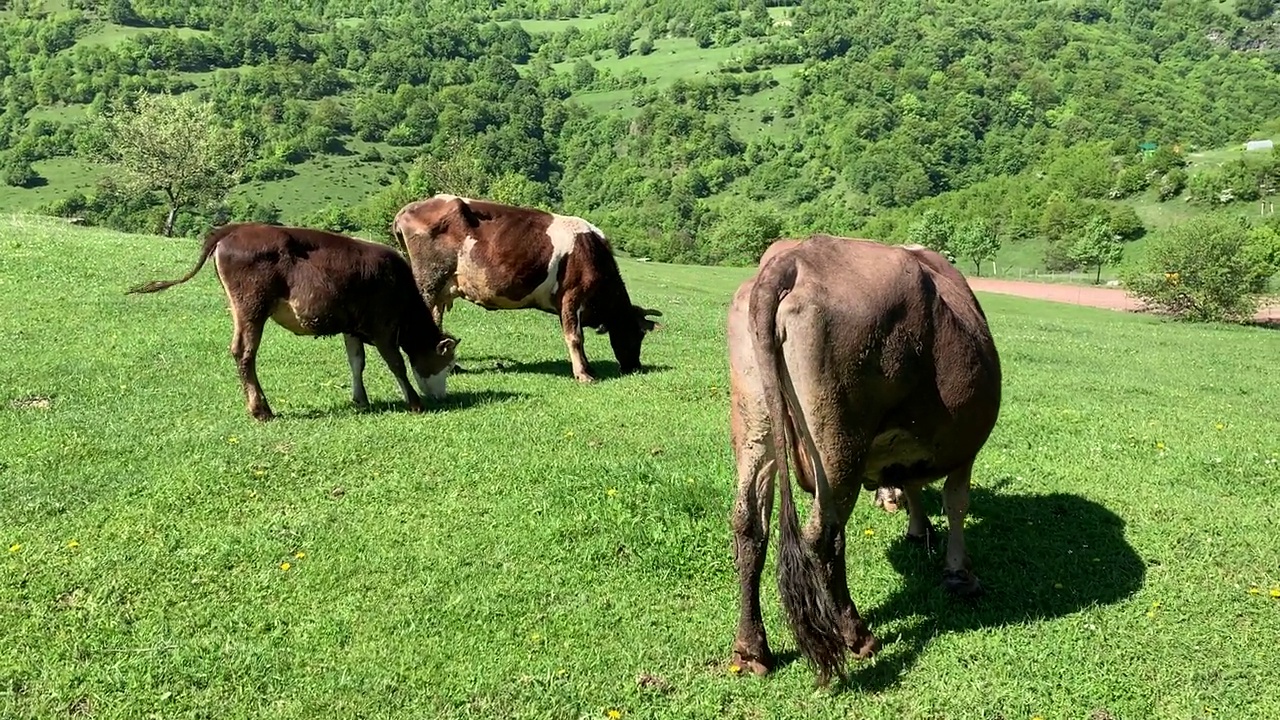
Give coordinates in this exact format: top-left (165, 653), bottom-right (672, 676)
top-left (287, 389), bottom-right (526, 419)
top-left (826, 487), bottom-right (1145, 693)
top-left (455, 355), bottom-right (673, 381)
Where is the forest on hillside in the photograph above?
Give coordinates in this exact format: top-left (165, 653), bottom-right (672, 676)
top-left (3, 0), bottom-right (1280, 271)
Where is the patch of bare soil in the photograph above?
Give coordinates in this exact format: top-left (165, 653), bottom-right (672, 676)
top-left (966, 278), bottom-right (1280, 323)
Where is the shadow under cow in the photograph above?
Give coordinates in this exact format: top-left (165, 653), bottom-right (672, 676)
top-left (818, 487), bottom-right (1145, 693)
top-left (454, 355), bottom-right (673, 382)
top-left (286, 389), bottom-right (526, 420)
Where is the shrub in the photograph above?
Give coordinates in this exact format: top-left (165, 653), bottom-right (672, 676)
top-left (1122, 215), bottom-right (1279, 322)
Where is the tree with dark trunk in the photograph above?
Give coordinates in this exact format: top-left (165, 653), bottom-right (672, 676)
top-left (93, 93), bottom-right (251, 237)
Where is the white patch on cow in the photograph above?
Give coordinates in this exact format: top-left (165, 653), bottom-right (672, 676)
top-left (898, 243), bottom-right (928, 252)
top-left (413, 366), bottom-right (449, 400)
top-left (269, 299), bottom-right (314, 336)
top-left (524, 213), bottom-right (589, 311)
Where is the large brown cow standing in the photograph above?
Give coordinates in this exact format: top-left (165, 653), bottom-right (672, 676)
top-left (127, 222), bottom-right (459, 421)
top-left (726, 235), bottom-right (1003, 685)
top-left (391, 194), bottom-right (661, 383)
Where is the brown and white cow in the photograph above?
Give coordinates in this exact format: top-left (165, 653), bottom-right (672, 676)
top-left (391, 194), bottom-right (661, 383)
top-left (726, 235), bottom-right (1003, 685)
top-left (127, 222), bottom-right (459, 421)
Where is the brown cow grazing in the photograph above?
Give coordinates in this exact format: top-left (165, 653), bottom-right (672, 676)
top-left (127, 223), bottom-right (459, 421)
top-left (726, 235), bottom-right (1002, 685)
top-left (391, 194), bottom-right (661, 383)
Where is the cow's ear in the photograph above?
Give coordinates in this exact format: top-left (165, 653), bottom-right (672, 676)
top-left (438, 336), bottom-right (459, 354)
top-left (448, 196), bottom-right (479, 228)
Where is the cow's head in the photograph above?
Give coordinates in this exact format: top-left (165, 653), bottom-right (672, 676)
top-left (596, 304), bottom-right (662, 374)
top-left (407, 334), bottom-right (460, 401)
top-left (396, 194), bottom-right (480, 249)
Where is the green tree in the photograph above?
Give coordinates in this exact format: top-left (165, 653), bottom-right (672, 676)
top-left (1123, 216), bottom-right (1279, 323)
top-left (951, 218), bottom-right (1002, 276)
top-left (1237, 0), bottom-right (1274, 21)
top-left (1108, 204), bottom-right (1146, 243)
top-left (92, 93), bottom-right (251, 237)
top-left (612, 29), bottom-right (633, 59)
top-left (906, 209), bottom-right (956, 259)
top-left (1069, 216), bottom-right (1124, 284)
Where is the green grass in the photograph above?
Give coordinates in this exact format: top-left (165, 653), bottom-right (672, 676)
top-left (75, 22), bottom-right (207, 48)
top-left (507, 14), bottom-right (612, 34)
top-left (553, 36), bottom-right (790, 89)
top-left (3, 216), bottom-right (1279, 718)
top-left (235, 145), bottom-right (395, 220)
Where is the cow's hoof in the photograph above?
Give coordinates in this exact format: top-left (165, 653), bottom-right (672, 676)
top-left (405, 402), bottom-right (424, 414)
top-left (575, 374), bottom-right (597, 384)
top-left (251, 408), bottom-right (275, 422)
top-left (906, 521), bottom-right (938, 551)
top-left (943, 568), bottom-right (983, 599)
top-left (352, 397), bottom-right (370, 411)
top-left (846, 627), bottom-right (880, 660)
top-left (730, 648), bottom-right (774, 676)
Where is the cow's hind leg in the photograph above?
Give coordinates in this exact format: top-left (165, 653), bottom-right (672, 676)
top-left (344, 334), bottom-right (369, 409)
top-left (941, 461), bottom-right (981, 597)
top-left (372, 338), bottom-right (424, 413)
top-left (818, 502), bottom-right (880, 662)
top-left (729, 425), bottom-right (776, 675)
top-left (231, 315), bottom-right (273, 421)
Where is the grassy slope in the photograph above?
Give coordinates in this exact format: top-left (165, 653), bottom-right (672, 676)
top-left (2, 216), bottom-right (1279, 719)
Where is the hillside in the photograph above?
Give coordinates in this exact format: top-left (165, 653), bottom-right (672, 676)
top-left (3, 0), bottom-right (1280, 278)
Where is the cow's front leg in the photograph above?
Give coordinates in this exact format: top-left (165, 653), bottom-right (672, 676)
top-left (372, 339), bottom-right (424, 413)
top-left (344, 334), bottom-right (369, 409)
top-left (730, 425), bottom-right (776, 675)
top-left (941, 461), bottom-right (981, 597)
top-left (903, 482), bottom-right (938, 550)
top-left (558, 294), bottom-right (594, 383)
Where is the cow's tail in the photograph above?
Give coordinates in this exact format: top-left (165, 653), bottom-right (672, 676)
top-left (126, 224), bottom-right (238, 295)
top-left (749, 254), bottom-right (848, 685)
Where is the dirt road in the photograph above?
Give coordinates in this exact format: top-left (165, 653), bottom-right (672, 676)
top-left (965, 277), bottom-right (1280, 323)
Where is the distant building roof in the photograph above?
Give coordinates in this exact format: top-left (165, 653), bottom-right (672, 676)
top-left (1245, 139), bottom-right (1274, 151)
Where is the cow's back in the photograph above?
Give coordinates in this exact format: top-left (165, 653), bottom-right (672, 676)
top-left (762, 235), bottom-right (1002, 480)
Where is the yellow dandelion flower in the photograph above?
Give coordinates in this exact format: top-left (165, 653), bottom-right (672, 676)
top-left (607, 710), bottom-right (622, 720)
top-left (1270, 587), bottom-right (1280, 598)
top-left (253, 469), bottom-right (266, 478)
top-left (294, 551), bottom-right (305, 559)
top-left (606, 488), bottom-right (618, 497)
top-left (1155, 441), bottom-right (1165, 450)
top-left (1033, 716), bottom-right (1045, 720)
top-left (728, 663), bottom-right (742, 675)
top-left (280, 562), bottom-right (291, 571)
top-left (863, 528), bottom-right (875, 537)
top-left (1215, 423), bottom-right (1224, 431)
top-left (1247, 586), bottom-right (1260, 595)
top-left (227, 436), bottom-right (239, 444)
top-left (66, 540), bottom-right (79, 549)
top-left (530, 633), bottom-right (542, 642)
top-left (8, 543), bottom-right (20, 553)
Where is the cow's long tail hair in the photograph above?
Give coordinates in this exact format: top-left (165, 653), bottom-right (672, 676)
top-left (749, 252), bottom-right (849, 685)
top-left (126, 224), bottom-right (239, 295)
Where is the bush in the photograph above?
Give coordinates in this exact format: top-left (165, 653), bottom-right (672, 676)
top-left (1122, 215), bottom-right (1279, 323)
top-left (299, 203), bottom-right (362, 234)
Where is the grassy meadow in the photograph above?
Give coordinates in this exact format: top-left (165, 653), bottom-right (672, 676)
top-left (2, 216), bottom-right (1279, 718)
